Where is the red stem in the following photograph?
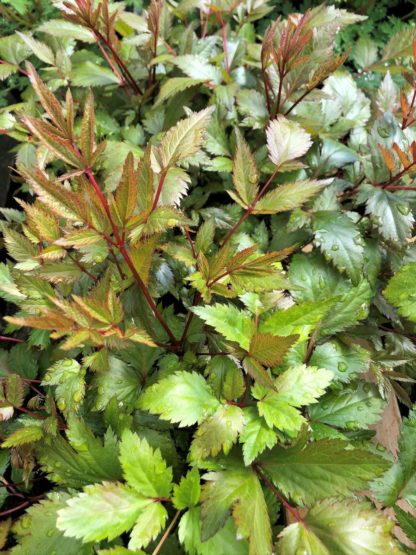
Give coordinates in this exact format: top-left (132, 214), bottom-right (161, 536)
top-left (152, 170), bottom-right (168, 211)
top-left (253, 464), bottom-right (304, 524)
top-left (221, 165), bottom-right (280, 246)
top-left (0, 336), bottom-right (24, 343)
top-left (215, 11), bottom-right (230, 75)
top-left (84, 169), bottom-right (178, 345)
top-left (0, 495), bottom-right (44, 518)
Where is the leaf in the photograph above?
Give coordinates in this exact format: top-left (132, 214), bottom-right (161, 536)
top-left (249, 333), bottom-right (298, 367)
top-left (201, 465), bottom-right (272, 555)
top-left (193, 304), bottom-right (255, 350)
top-left (71, 62), bottom-right (120, 87)
top-left (358, 185), bottom-right (414, 244)
top-left (395, 505), bottom-right (416, 544)
top-left (0, 62), bottom-right (17, 80)
top-left (266, 116), bottom-right (312, 166)
top-left (2, 426), bottom-right (43, 448)
top-left (277, 499), bottom-right (403, 555)
top-left (373, 411), bottom-right (416, 507)
top-left (42, 359), bottom-right (86, 416)
top-left (156, 107), bottom-right (215, 169)
top-left (261, 298), bottom-right (336, 340)
top-left (232, 131), bottom-right (259, 206)
top-left (37, 426), bottom-right (122, 488)
top-left (17, 33), bottom-right (55, 65)
top-left (11, 493), bottom-right (92, 555)
top-left (173, 468), bottom-right (201, 510)
top-left (139, 371), bottom-right (220, 427)
top-left (309, 382), bottom-right (385, 431)
top-left (80, 90), bottom-right (95, 165)
top-left (92, 355), bottom-right (142, 411)
top-left (190, 404), bottom-right (245, 460)
top-left (120, 431), bottom-right (172, 498)
top-left (310, 340), bottom-right (370, 383)
top-left (129, 502), bottom-right (168, 550)
top-left (240, 407), bottom-right (278, 465)
top-left (155, 77), bottom-right (206, 106)
top-left (114, 153), bottom-right (138, 223)
top-left (56, 482), bottom-right (150, 543)
top-left (384, 263), bottom-right (416, 323)
top-left (174, 55), bottom-right (222, 85)
top-left (260, 440), bottom-right (389, 505)
top-left (38, 19), bottom-right (95, 42)
top-left (254, 180), bottom-right (327, 215)
top-left (312, 211), bottom-right (364, 284)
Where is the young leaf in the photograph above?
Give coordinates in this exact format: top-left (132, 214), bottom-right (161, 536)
top-left (232, 131), bottom-right (259, 206)
top-left (266, 116), bottom-right (312, 166)
top-left (139, 371), bottom-right (220, 427)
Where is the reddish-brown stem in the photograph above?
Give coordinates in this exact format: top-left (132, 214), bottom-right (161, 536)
top-left (67, 252), bottom-right (98, 282)
top-left (253, 464), bottom-right (304, 524)
top-left (179, 292), bottom-right (202, 348)
top-left (0, 495), bottom-right (44, 518)
top-left (274, 69), bottom-right (285, 117)
top-left (402, 87), bottom-right (416, 130)
top-left (93, 32), bottom-right (130, 94)
top-left (109, 247), bottom-right (126, 280)
top-left (184, 228), bottom-right (197, 259)
top-left (0, 59), bottom-right (28, 77)
top-left (215, 11), bottom-right (230, 75)
top-left (152, 170), bottom-right (168, 212)
top-left (0, 335), bottom-right (24, 343)
top-left (376, 162), bottom-right (416, 189)
top-left (221, 165), bottom-right (281, 246)
top-left (84, 168), bottom-right (178, 344)
top-left (284, 87), bottom-right (313, 117)
top-left (384, 185), bottom-right (416, 191)
top-left (262, 66), bottom-right (272, 116)
top-left (151, 510), bottom-right (181, 555)
top-left (202, 8), bottom-right (211, 39)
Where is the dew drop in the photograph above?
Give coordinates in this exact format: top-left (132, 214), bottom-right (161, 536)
top-left (398, 204), bottom-right (410, 216)
top-left (73, 391), bottom-right (83, 403)
top-left (319, 276), bottom-right (326, 289)
top-left (337, 361), bottom-right (347, 372)
top-left (345, 421), bottom-right (356, 429)
top-left (331, 244), bottom-right (339, 251)
top-left (357, 404), bottom-right (364, 412)
top-left (47, 529), bottom-right (55, 537)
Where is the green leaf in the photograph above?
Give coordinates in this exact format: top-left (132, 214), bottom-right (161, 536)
top-left (57, 482), bottom-right (150, 543)
top-left (261, 299), bottom-right (336, 340)
top-left (2, 426), bottom-right (43, 448)
top-left (310, 340), bottom-right (370, 383)
top-left (266, 116), bottom-right (312, 166)
top-left (37, 426), bottom-right (122, 488)
top-left (139, 371), bottom-right (220, 427)
top-left (240, 407), bottom-right (278, 465)
top-left (38, 19), bottom-right (95, 42)
top-left (373, 411), bottom-right (416, 507)
top-left (358, 185), bottom-right (414, 244)
top-left (120, 431), bottom-right (172, 498)
top-left (201, 465), bottom-right (272, 555)
top-left (11, 493), bottom-right (92, 555)
top-left (260, 440), bottom-right (389, 505)
top-left (190, 404), bottom-right (245, 460)
top-left (156, 107), bottom-right (215, 169)
top-left (254, 180), bottom-right (326, 215)
top-left (71, 62), bottom-right (120, 87)
top-left (384, 263), bottom-right (416, 323)
top-left (92, 355), bottom-right (141, 411)
top-left (178, 509), bottom-right (248, 555)
top-left (232, 131), bottom-right (258, 206)
top-left (174, 55), bottom-right (222, 84)
top-left (193, 304), bottom-right (255, 350)
top-left (173, 468), bottom-right (201, 510)
top-left (205, 355), bottom-right (245, 400)
top-left (129, 502), bottom-right (168, 550)
top-left (395, 505), bottom-right (416, 544)
top-left (312, 211), bottom-right (364, 284)
top-left (17, 33), bottom-right (55, 65)
top-left (277, 499), bottom-right (403, 555)
top-left (155, 77), bottom-right (206, 106)
top-left (309, 382), bottom-right (385, 430)
top-left (42, 359), bottom-right (85, 416)
top-left (249, 333), bottom-right (299, 367)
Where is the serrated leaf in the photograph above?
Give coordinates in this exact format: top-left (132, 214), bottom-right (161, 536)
top-left (201, 465), bottom-right (272, 555)
top-left (240, 407), bottom-right (278, 465)
top-left (260, 440), bottom-right (389, 505)
top-left (277, 499), bottom-right (403, 555)
top-left (310, 340), bottom-right (370, 383)
top-left (155, 77), bottom-right (205, 106)
top-left (173, 468), bottom-right (201, 510)
top-left (2, 426), bottom-right (43, 448)
top-left (249, 333), bottom-right (298, 367)
top-left (156, 107), bottom-right (214, 169)
top-left (17, 33), bottom-right (54, 65)
top-left (139, 371), bottom-right (220, 427)
top-left (129, 502), bottom-right (168, 550)
top-left (57, 482), bottom-right (150, 543)
top-left (71, 62), bottom-right (120, 87)
top-left (384, 263), bottom-right (416, 323)
top-left (309, 382), bottom-right (385, 431)
top-left (190, 404), bottom-right (245, 460)
top-left (120, 431), bottom-right (172, 498)
top-left (42, 359), bottom-right (85, 416)
top-left (232, 131), bottom-right (258, 206)
top-left (266, 116), bottom-right (312, 166)
top-left (174, 55), bottom-right (222, 84)
top-left (254, 180), bottom-right (326, 215)
top-left (312, 211), bottom-right (364, 284)
top-left (193, 304), bottom-right (255, 350)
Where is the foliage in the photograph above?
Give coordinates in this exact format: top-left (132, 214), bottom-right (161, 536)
top-left (0, 0), bottom-right (415, 554)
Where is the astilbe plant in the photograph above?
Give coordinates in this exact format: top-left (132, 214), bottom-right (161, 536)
top-left (0, 0), bottom-right (416, 554)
